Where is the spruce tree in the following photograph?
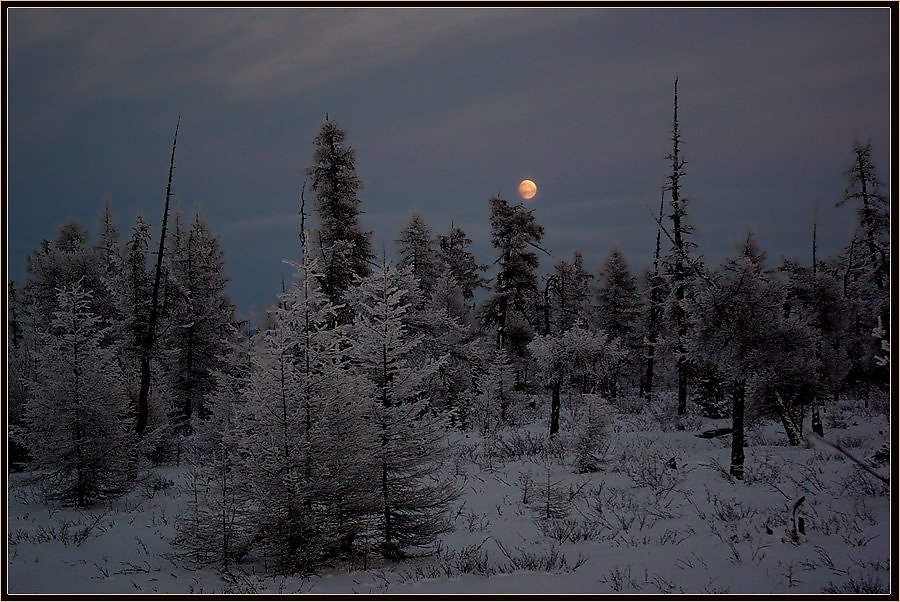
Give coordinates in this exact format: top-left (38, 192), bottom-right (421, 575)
top-left (436, 224), bottom-right (487, 319)
top-left (396, 211), bottom-right (440, 300)
top-left (692, 234), bottom-right (812, 477)
top-left (482, 196), bottom-right (546, 382)
top-left (232, 252), bottom-right (373, 573)
top-left (162, 209), bottom-right (237, 431)
top-left (836, 141), bottom-right (890, 383)
top-left (594, 247), bottom-right (642, 396)
top-left (24, 280), bottom-right (135, 506)
top-left (548, 251), bottom-right (592, 334)
top-left (307, 116), bottom-right (373, 310)
top-left (349, 261), bottom-right (458, 560)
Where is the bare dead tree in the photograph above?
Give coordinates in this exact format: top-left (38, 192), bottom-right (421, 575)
top-left (642, 187), bottom-right (666, 400)
top-left (136, 114), bottom-right (181, 436)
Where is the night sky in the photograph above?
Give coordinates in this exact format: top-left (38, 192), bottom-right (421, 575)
top-left (8, 7), bottom-right (892, 319)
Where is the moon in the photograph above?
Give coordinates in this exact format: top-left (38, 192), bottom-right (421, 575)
top-left (518, 179), bottom-right (537, 201)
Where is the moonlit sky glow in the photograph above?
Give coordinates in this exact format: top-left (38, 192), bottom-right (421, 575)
top-left (7, 7), bottom-right (892, 318)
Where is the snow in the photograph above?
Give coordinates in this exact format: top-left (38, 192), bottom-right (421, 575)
top-left (7, 394), bottom-right (890, 595)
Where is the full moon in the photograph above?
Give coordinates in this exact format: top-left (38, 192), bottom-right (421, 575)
top-left (518, 179), bottom-right (537, 200)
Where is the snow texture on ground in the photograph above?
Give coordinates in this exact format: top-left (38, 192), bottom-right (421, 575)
top-left (7, 394), bottom-right (891, 595)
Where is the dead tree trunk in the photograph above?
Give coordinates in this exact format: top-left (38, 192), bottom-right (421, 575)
top-left (730, 378), bottom-right (745, 480)
top-left (642, 188), bottom-right (666, 401)
top-left (136, 115), bottom-right (181, 436)
top-left (549, 381), bottom-right (561, 437)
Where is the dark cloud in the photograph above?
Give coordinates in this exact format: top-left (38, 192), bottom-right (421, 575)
top-left (8, 7), bottom-right (890, 315)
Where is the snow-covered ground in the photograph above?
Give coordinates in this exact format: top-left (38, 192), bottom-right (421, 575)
top-left (7, 394), bottom-right (890, 595)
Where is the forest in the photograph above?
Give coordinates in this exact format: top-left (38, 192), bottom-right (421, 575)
top-left (6, 89), bottom-right (891, 594)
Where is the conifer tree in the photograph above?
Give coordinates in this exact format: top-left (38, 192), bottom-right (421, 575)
top-left (836, 141), bottom-right (890, 382)
top-left (482, 196), bottom-right (546, 379)
top-left (396, 211), bottom-right (440, 300)
top-left (349, 261), bottom-right (458, 559)
top-left (436, 223), bottom-right (487, 318)
top-left (470, 347), bottom-right (519, 431)
top-left (24, 280), bottom-right (135, 506)
top-left (307, 116), bottom-right (373, 310)
top-left (162, 209), bottom-right (237, 431)
top-left (548, 251), bottom-right (592, 334)
top-left (692, 234), bottom-right (811, 477)
top-left (230, 251), bottom-right (375, 573)
top-left (594, 247), bottom-right (642, 396)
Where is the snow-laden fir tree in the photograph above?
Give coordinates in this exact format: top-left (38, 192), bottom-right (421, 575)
top-left (348, 261), bottom-right (458, 560)
top-left (394, 246), bottom-right (481, 423)
top-left (594, 247), bottom-right (643, 397)
top-left (836, 141), bottom-right (890, 383)
top-left (436, 223), bottom-right (487, 319)
top-left (781, 250), bottom-right (851, 435)
top-left (396, 211), bottom-right (440, 300)
top-left (24, 221), bottom-right (118, 333)
top-left (547, 251), bottom-right (592, 334)
top-left (232, 252), bottom-right (373, 574)
top-left (24, 279), bottom-right (136, 507)
top-left (170, 325), bottom-right (253, 571)
top-left (307, 116), bottom-right (373, 312)
top-left (573, 393), bottom-right (611, 473)
top-left (482, 196), bottom-right (545, 362)
top-left (171, 429), bottom-right (251, 571)
top-left (469, 347), bottom-right (519, 433)
top-left (161, 209), bottom-right (237, 431)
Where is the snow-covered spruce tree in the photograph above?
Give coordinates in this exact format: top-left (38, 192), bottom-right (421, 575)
top-left (172, 434), bottom-right (251, 571)
top-left (170, 323), bottom-right (255, 571)
top-left (393, 254), bottom-right (481, 423)
top-left (528, 320), bottom-right (623, 437)
top-left (307, 116), bottom-right (373, 313)
top-left (117, 215), bottom-right (154, 366)
top-left (436, 223), bottom-right (487, 320)
top-left (24, 280), bottom-right (136, 507)
top-left (17, 216), bottom-right (127, 470)
top-left (470, 347), bottom-right (519, 433)
top-left (349, 261), bottom-right (458, 560)
top-left (396, 211), bottom-right (440, 300)
top-left (481, 196), bottom-right (546, 386)
top-left (573, 393), bottom-right (611, 473)
top-left (594, 247), bottom-right (643, 397)
top-left (692, 234), bottom-right (813, 478)
top-left (9, 281), bottom-right (36, 470)
top-left (24, 221), bottom-right (117, 331)
top-left (282, 251), bottom-right (376, 564)
top-left (161, 209), bottom-right (237, 432)
top-left (780, 252), bottom-right (851, 435)
top-left (546, 251), bottom-right (592, 334)
top-left (232, 252), bottom-right (374, 574)
top-left (836, 141), bottom-right (889, 383)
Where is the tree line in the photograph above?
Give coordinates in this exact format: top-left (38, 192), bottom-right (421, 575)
top-left (7, 82), bottom-right (889, 573)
